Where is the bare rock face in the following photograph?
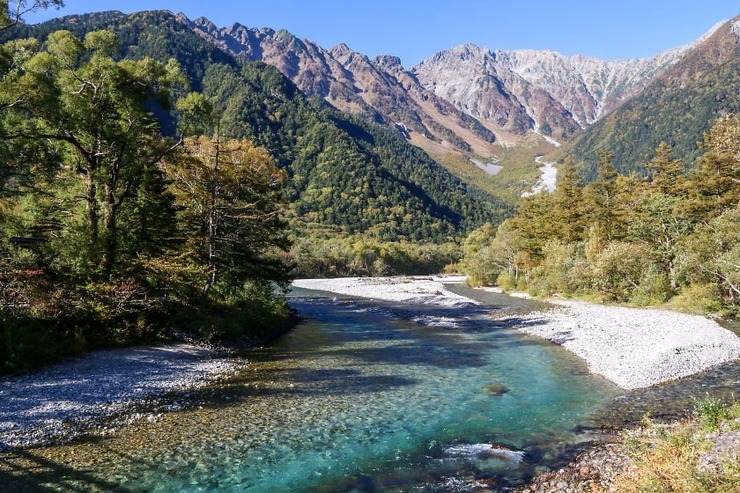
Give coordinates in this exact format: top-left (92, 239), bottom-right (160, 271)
top-left (413, 45), bottom-right (535, 136)
top-left (185, 18), bottom-right (497, 153)
top-left (181, 15), bottom-right (726, 151)
top-left (411, 35), bottom-right (708, 141)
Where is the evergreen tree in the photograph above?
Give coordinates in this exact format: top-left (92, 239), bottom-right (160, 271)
top-left (553, 157), bottom-right (586, 243)
top-left (647, 142), bottom-right (687, 196)
top-left (162, 136), bottom-right (291, 301)
top-left (586, 151), bottom-right (624, 241)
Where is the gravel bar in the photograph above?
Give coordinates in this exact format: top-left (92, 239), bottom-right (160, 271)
top-left (513, 300), bottom-right (740, 389)
top-left (0, 343), bottom-right (245, 450)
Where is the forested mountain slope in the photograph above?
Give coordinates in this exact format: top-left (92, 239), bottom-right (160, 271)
top-left (3, 10), bottom-right (511, 241)
top-left (561, 16), bottom-right (740, 178)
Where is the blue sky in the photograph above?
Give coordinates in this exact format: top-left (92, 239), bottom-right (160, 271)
top-left (24, 1), bottom-right (739, 67)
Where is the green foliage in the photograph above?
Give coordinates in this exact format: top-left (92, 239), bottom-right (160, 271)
top-left (290, 235), bottom-right (461, 278)
top-left (461, 116), bottom-right (740, 314)
top-left (0, 28), bottom-right (295, 373)
top-left (693, 394), bottom-right (730, 431)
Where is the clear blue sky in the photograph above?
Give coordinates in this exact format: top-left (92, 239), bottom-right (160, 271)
top-left (23, 0), bottom-right (740, 67)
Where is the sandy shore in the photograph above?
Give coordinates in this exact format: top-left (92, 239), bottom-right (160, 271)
top-left (293, 276), bottom-right (740, 389)
top-left (0, 344), bottom-right (244, 450)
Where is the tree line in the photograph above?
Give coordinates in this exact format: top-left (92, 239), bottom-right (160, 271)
top-left (0, 28), bottom-right (292, 373)
top-left (462, 115), bottom-right (740, 315)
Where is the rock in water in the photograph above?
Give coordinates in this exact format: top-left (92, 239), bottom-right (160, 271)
top-left (444, 443), bottom-right (525, 463)
top-left (483, 384), bottom-right (510, 396)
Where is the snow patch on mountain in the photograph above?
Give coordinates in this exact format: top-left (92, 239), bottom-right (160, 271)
top-left (522, 156), bottom-right (557, 197)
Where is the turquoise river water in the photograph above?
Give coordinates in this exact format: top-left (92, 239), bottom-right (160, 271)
top-left (4, 286), bottom-right (737, 492)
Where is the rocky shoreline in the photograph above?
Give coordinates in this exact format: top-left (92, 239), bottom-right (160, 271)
top-left (0, 344), bottom-right (245, 450)
top-left (294, 276), bottom-right (740, 390)
top-left (509, 299), bottom-right (740, 389)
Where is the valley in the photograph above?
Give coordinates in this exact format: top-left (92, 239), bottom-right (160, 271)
top-left (0, 3), bottom-right (739, 492)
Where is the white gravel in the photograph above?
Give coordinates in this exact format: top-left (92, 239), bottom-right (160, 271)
top-left (0, 344), bottom-right (244, 450)
top-left (514, 300), bottom-right (740, 389)
top-left (295, 276), bottom-right (740, 389)
top-left (292, 275), bottom-right (476, 307)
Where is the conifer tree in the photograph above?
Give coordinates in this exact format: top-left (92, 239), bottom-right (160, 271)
top-left (553, 157), bottom-right (586, 243)
top-left (647, 142), bottom-right (687, 196)
top-left (586, 151), bottom-right (624, 240)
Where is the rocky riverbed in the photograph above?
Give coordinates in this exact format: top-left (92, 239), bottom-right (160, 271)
top-left (0, 344), bottom-right (244, 450)
top-left (510, 299), bottom-right (740, 389)
top-left (294, 276), bottom-right (740, 390)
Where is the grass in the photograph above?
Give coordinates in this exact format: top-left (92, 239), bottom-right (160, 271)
top-left (604, 398), bottom-right (740, 493)
top-left (423, 134), bottom-right (557, 204)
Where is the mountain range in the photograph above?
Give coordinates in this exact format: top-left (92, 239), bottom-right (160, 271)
top-left (4, 9), bottom-right (738, 231)
top-left (184, 14), bottom-right (734, 156)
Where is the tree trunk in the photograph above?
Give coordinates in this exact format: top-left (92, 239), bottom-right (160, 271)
top-left (85, 169), bottom-right (99, 249)
top-left (201, 138), bottom-right (220, 300)
top-left (101, 183), bottom-right (118, 280)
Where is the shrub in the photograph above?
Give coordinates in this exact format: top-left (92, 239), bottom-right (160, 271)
top-left (631, 267), bottom-right (672, 306)
top-left (669, 283), bottom-right (723, 314)
top-left (693, 394), bottom-right (728, 431)
top-left (592, 242), bottom-right (653, 301)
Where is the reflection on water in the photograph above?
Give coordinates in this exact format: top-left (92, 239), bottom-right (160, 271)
top-left (1, 287), bottom-right (735, 492)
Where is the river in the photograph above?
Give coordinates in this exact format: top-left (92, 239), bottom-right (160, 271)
top-left (1, 287), bottom-right (737, 492)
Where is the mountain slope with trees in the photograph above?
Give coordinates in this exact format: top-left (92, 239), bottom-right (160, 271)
top-left (560, 16), bottom-right (740, 179)
top-left (2, 10), bottom-right (511, 244)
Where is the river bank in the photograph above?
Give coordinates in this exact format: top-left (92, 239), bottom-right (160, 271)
top-left (0, 344), bottom-right (244, 450)
top-left (293, 276), bottom-right (740, 390)
top-left (2, 275), bottom-right (738, 492)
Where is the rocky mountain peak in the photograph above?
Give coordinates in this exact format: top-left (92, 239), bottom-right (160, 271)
top-left (373, 55), bottom-right (403, 70)
top-left (731, 18), bottom-right (740, 42)
top-left (182, 13), bottom-right (731, 154)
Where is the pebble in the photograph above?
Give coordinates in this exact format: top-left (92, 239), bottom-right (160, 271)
top-left (512, 300), bottom-right (740, 389)
top-left (0, 343), bottom-right (246, 450)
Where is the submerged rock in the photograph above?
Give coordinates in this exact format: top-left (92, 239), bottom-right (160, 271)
top-left (483, 384), bottom-right (510, 396)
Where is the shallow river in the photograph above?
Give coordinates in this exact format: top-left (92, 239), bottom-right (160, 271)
top-left (2, 287), bottom-right (738, 492)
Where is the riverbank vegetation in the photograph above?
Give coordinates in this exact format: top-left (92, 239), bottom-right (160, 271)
top-left (0, 28), bottom-right (292, 374)
top-left (462, 115), bottom-right (740, 317)
top-left (289, 235), bottom-right (461, 278)
top-left (0, 7), bottom-right (507, 374)
top-left (604, 397), bottom-right (740, 492)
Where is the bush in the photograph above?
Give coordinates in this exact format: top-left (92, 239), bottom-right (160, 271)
top-left (631, 267), bottom-right (672, 306)
top-left (669, 283), bottom-right (723, 314)
top-left (592, 242), bottom-right (653, 301)
top-left (496, 271), bottom-right (517, 290)
top-left (693, 395), bottom-right (729, 431)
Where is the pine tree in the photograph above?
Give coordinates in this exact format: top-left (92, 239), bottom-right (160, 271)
top-left (586, 151), bottom-right (624, 241)
top-left (553, 157), bottom-right (586, 243)
top-left (647, 142), bottom-right (687, 196)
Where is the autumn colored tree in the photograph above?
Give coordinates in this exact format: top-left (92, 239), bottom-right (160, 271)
top-left (162, 136), bottom-right (291, 300)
